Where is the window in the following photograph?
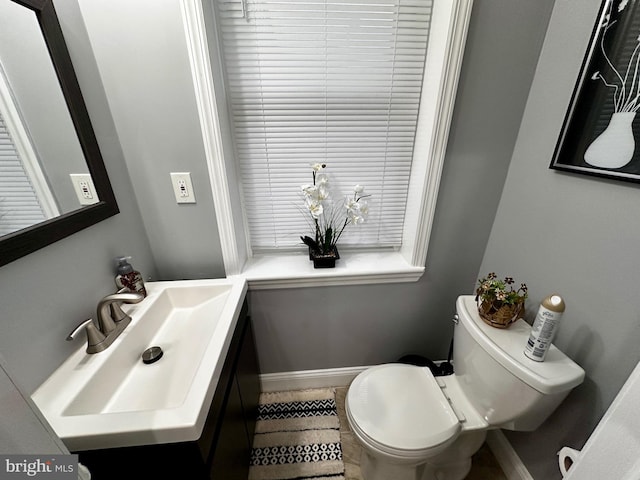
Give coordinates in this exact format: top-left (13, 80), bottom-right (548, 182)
top-left (0, 68), bottom-right (58, 236)
top-left (216, 0), bottom-right (433, 252)
top-left (181, 0), bottom-right (472, 288)
top-left (0, 109), bottom-right (47, 236)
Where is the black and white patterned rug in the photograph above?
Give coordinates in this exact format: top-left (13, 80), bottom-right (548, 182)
top-left (249, 388), bottom-right (345, 480)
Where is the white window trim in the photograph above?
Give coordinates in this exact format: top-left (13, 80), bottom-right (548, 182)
top-left (0, 66), bottom-right (59, 220)
top-left (180, 0), bottom-right (473, 290)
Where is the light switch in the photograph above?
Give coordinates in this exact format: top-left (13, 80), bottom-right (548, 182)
top-left (170, 172), bottom-right (196, 204)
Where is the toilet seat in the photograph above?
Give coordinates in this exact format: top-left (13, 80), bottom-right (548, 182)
top-left (346, 364), bottom-right (461, 458)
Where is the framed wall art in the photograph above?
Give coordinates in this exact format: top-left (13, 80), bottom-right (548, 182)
top-left (551, 0), bottom-right (640, 182)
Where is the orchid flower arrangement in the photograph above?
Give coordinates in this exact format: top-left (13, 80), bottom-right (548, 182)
top-left (590, 0), bottom-right (640, 113)
top-left (300, 163), bottom-right (370, 255)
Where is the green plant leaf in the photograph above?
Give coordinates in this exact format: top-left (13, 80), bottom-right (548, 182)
top-left (323, 227), bottom-right (333, 252)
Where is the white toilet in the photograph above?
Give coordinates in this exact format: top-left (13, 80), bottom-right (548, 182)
top-left (346, 295), bottom-right (585, 480)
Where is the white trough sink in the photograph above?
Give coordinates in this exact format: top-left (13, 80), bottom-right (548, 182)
top-left (32, 277), bottom-right (247, 451)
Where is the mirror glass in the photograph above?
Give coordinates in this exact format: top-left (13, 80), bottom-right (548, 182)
top-left (0, 0), bottom-right (91, 236)
top-left (0, 0), bottom-right (118, 266)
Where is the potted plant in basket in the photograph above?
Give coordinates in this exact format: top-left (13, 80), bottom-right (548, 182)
top-left (475, 272), bottom-right (528, 329)
top-left (300, 163), bottom-right (370, 268)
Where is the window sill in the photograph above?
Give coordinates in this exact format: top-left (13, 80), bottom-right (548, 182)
top-left (236, 250), bottom-right (425, 290)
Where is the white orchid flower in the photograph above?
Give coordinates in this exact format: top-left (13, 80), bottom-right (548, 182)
top-left (348, 211), bottom-right (364, 224)
top-left (345, 198), bottom-right (358, 211)
top-left (299, 164), bottom-right (371, 253)
top-left (307, 201), bottom-right (323, 219)
top-left (317, 185), bottom-right (329, 200)
top-left (316, 174), bottom-right (329, 185)
top-left (302, 184), bottom-right (318, 198)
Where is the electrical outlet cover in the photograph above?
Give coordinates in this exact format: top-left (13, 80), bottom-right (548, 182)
top-left (170, 172), bottom-right (196, 204)
top-left (69, 174), bottom-right (99, 205)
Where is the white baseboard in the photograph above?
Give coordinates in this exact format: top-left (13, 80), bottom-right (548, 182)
top-left (259, 365), bottom-right (370, 392)
top-left (486, 430), bottom-right (534, 480)
top-left (260, 367), bottom-right (532, 480)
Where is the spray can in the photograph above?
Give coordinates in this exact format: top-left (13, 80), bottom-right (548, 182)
top-left (524, 294), bottom-right (565, 362)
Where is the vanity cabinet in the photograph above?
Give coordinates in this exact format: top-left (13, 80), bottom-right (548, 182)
top-left (77, 299), bottom-right (260, 479)
top-left (199, 299), bottom-right (260, 479)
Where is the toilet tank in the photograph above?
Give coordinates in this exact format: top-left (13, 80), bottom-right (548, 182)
top-left (453, 296), bottom-right (584, 431)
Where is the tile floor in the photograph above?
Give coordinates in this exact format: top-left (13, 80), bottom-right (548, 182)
top-left (335, 387), bottom-right (507, 480)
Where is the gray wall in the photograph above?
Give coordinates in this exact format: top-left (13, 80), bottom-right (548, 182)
top-left (479, 0), bottom-right (640, 478)
top-left (0, 0), bottom-right (155, 394)
top-left (77, 0), bottom-right (225, 281)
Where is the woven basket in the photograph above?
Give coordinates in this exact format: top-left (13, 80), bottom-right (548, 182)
top-left (476, 296), bottom-right (524, 329)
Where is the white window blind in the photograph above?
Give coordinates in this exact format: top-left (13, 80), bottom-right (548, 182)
top-left (214, 0), bottom-right (433, 251)
top-left (0, 111), bottom-right (47, 236)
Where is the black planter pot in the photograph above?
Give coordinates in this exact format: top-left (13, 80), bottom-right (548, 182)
top-left (308, 246), bottom-right (340, 268)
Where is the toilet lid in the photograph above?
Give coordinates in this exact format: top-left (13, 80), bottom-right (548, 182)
top-left (348, 364), bottom-right (461, 452)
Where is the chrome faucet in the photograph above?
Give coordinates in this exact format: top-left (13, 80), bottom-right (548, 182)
top-left (67, 318), bottom-right (106, 353)
top-left (96, 289), bottom-right (144, 334)
top-left (67, 288), bottom-right (144, 353)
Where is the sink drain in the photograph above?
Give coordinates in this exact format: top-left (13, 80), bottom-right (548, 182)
top-left (142, 346), bottom-right (163, 364)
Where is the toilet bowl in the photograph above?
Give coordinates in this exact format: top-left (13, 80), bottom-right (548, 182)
top-left (346, 364), bottom-right (488, 480)
top-left (345, 295), bottom-right (585, 480)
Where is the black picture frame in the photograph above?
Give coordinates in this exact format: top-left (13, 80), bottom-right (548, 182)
top-left (551, 0), bottom-right (640, 183)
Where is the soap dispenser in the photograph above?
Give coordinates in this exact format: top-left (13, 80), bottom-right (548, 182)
top-left (115, 256), bottom-right (147, 297)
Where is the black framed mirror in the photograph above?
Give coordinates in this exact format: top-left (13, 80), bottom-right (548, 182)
top-left (0, 0), bottom-right (118, 267)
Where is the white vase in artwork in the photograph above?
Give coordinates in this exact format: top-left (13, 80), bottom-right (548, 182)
top-left (584, 112), bottom-right (636, 169)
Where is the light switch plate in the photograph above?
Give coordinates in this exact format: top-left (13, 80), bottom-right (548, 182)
top-left (170, 172), bottom-right (196, 204)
